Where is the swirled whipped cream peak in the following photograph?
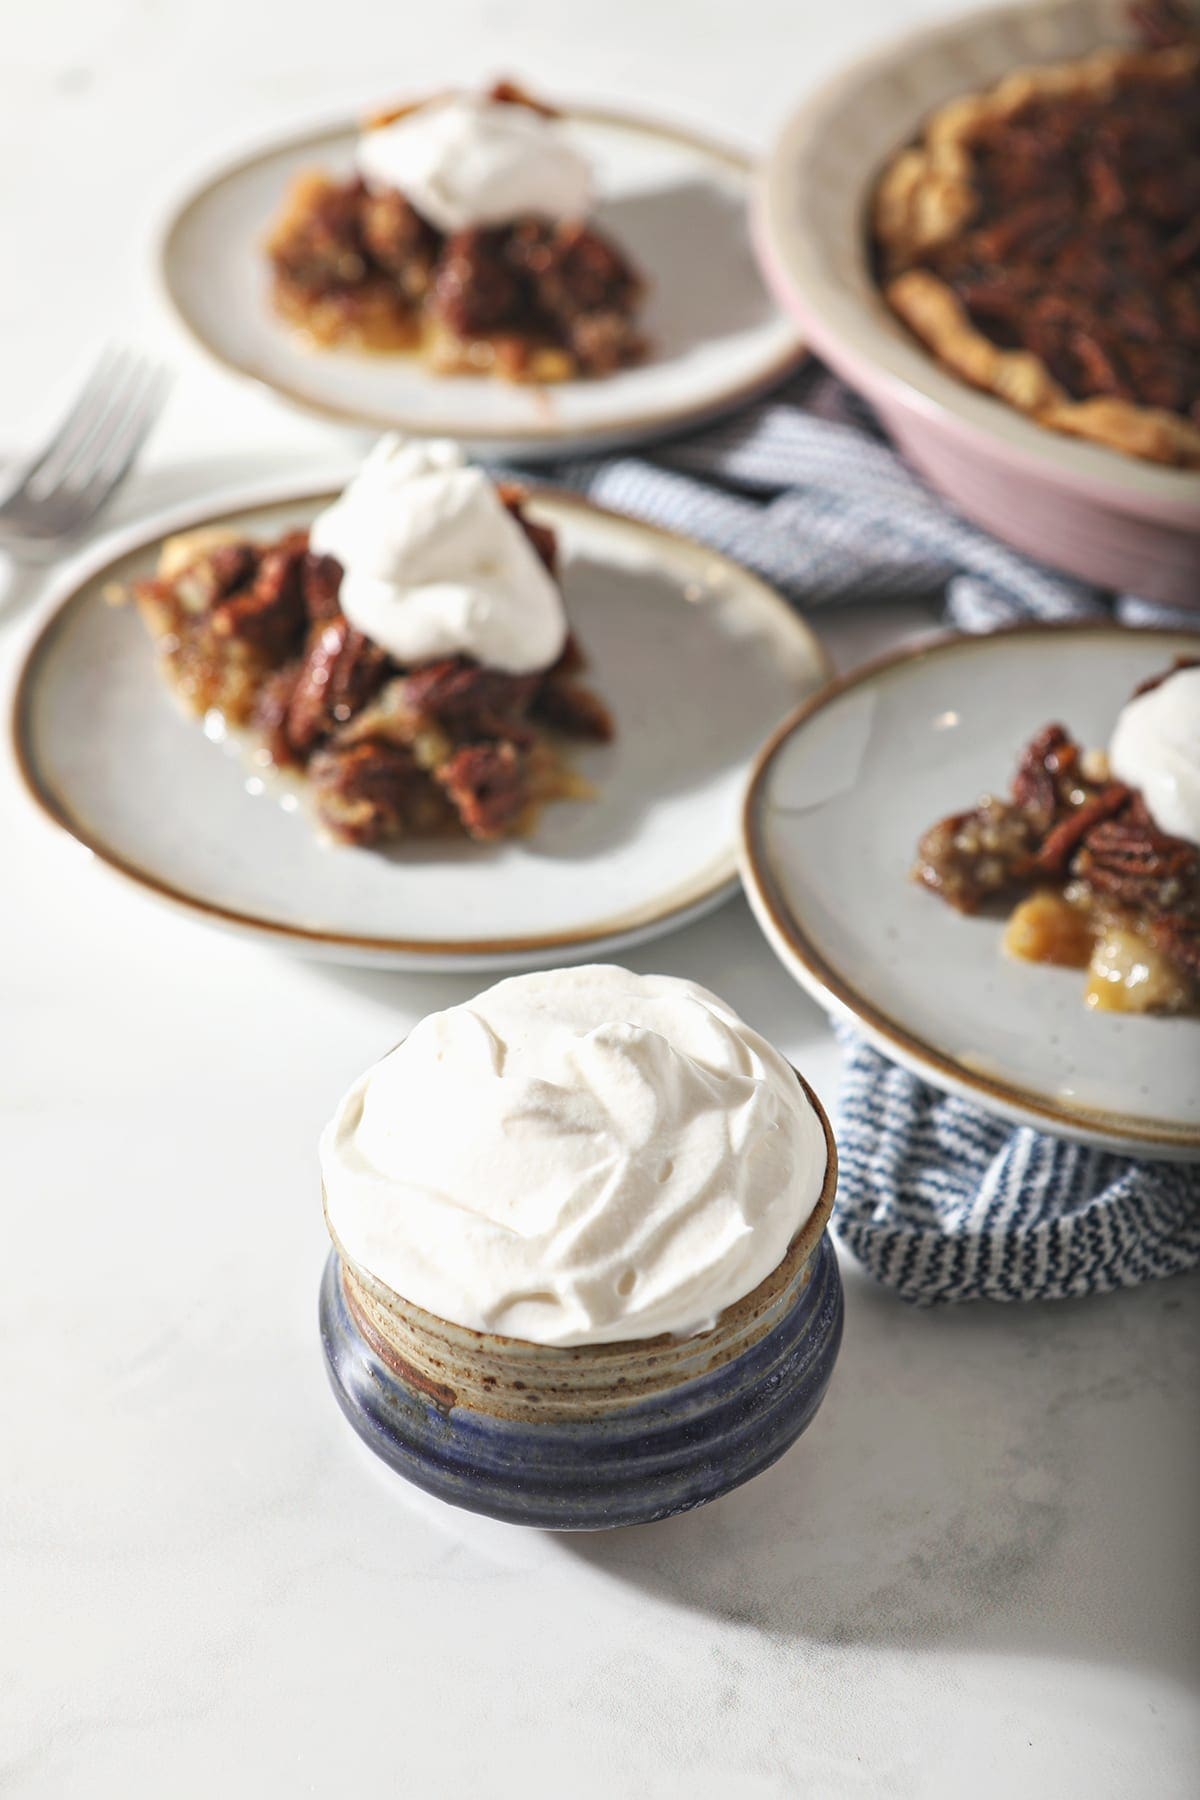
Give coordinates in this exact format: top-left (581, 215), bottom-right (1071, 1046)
top-left (1109, 664), bottom-right (1200, 847)
top-left (356, 93), bottom-right (593, 235)
top-left (308, 435), bottom-right (567, 674)
top-left (320, 966), bottom-right (828, 1348)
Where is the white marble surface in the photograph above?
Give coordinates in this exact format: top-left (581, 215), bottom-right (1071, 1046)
top-left (2, 2), bottom-right (1198, 1795)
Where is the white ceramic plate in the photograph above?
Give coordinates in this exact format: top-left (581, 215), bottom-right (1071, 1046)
top-left (740, 623), bottom-right (1200, 1160)
top-left (159, 108), bottom-right (803, 459)
top-left (14, 479), bottom-right (828, 972)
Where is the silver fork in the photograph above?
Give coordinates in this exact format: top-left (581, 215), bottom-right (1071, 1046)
top-left (0, 348), bottom-right (167, 557)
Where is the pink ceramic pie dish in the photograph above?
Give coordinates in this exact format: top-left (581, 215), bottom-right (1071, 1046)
top-left (754, 0), bottom-right (1200, 609)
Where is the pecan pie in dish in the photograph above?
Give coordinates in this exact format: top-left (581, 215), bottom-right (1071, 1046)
top-left (129, 438), bottom-right (613, 847)
top-left (266, 81), bottom-right (645, 381)
top-left (872, 7), bottom-right (1200, 467)
top-left (915, 660), bottom-right (1200, 1013)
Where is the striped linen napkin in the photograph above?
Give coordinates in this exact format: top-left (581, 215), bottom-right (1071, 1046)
top-left (548, 364), bottom-right (1200, 1303)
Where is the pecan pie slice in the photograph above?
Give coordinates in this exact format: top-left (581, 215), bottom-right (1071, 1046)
top-left (266, 81), bottom-right (646, 381)
top-left (871, 5), bottom-right (1200, 467)
top-left (913, 663), bottom-right (1200, 1014)
top-left (126, 489), bottom-right (613, 849)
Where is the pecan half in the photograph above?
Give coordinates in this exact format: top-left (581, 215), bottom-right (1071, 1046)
top-left (400, 658), bottom-right (540, 741)
top-left (1074, 796), bottom-right (1200, 914)
top-left (1035, 782), bottom-right (1131, 875)
top-left (310, 740), bottom-right (439, 846)
top-left (434, 228), bottom-right (523, 336)
top-left (913, 799), bottom-right (1038, 912)
top-left (1011, 724), bottom-right (1080, 829)
top-left (435, 741), bottom-right (528, 840)
top-left (504, 220), bottom-right (645, 373)
top-left (302, 550), bottom-right (344, 623)
top-left (284, 616), bottom-right (390, 755)
top-left (203, 542), bottom-right (258, 600)
top-left (268, 173), bottom-right (370, 291)
top-left (211, 531), bottom-right (308, 659)
top-left (507, 221), bottom-right (643, 322)
top-left (253, 662), bottom-right (303, 767)
top-left (141, 540), bottom-right (259, 617)
top-left (361, 189), bottom-right (439, 291)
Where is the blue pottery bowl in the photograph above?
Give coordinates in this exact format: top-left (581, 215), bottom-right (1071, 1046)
top-left (320, 1074), bottom-right (843, 1530)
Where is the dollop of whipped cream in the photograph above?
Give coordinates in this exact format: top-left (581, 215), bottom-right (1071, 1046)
top-left (320, 966), bottom-right (827, 1348)
top-left (356, 94), bottom-right (592, 234)
top-left (308, 435), bottom-right (566, 674)
top-left (1109, 665), bottom-right (1200, 846)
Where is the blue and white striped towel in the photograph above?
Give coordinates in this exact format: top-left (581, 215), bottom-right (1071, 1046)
top-left (549, 364), bottom-right (1200, 1304)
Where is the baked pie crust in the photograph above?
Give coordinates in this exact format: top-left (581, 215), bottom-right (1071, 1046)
top-left (873, 39), bottom-right (1200, 467)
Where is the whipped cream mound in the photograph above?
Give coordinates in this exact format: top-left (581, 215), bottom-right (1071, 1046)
top-left (356, 94), bottom-right (593, 235)
top-left (309, 435), bottom-right (567, 675)
top-left (320, 966), bottom-right (828, 1348)
top-left (1109, 665), bottom-right (1200, 847)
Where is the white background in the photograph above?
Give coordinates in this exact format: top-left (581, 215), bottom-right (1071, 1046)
top-left (2, 2), bottom-right (1198, 1795)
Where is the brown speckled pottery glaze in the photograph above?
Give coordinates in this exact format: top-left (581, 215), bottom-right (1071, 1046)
top-left (319, 1072), bottom-right (844, 1527)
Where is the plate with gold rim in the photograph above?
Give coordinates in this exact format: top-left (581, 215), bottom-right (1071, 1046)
top-left (14, 477), bottom-right (829, 972)
top-left (158, 105), bottom-right (804, 458)
top-left (739, 622), bottom-right (1200, 1160)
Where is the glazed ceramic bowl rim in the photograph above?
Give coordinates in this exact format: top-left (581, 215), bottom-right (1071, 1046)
top-left (755, 0), bottom-right (1200, 524)
top-left (323, 1065), bottom-right (838, 1361)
